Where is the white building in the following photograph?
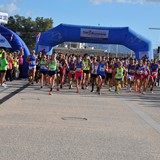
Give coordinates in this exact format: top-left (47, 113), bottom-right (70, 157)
top-left (0, 12), bottom-right (8, 24)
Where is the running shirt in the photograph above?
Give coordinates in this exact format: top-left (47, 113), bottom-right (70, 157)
top-left (28, 55), bottom-right (36, 67)
top-left (135, 65), bottom-right (144, 76)
top-left (0, 58), bottom-right (8, 71)
top-left (128, 64), bottom-right (135, 76)
top-left (40, 60), bottom-right (47, 71)
top-left (83, 60), bottom-right (90, 71)
top-left (91, 63), bottom-right (98, 75)
top-left (123, 63), bottom-right (128, 73)
top-left (97, 62), bottom-right (107, 76)
top-left (75, 61), bottom-right (83, 72)
top-left (114, 63), bottom-right (118, 69)
top-left (59, 59), bottom-right (67, 69)
top-left (115, 68), bottom-right (124, 79)
top-left (107, 65), bottom-right (113, 74)
top-left (48, 60), bottom-right (57, 71)
top-left (143, 65), bottom-right (149, 76)
top-left (150, 63), bottom-right (159, 77)
top-left (69, 62), bottom-right (75, 73)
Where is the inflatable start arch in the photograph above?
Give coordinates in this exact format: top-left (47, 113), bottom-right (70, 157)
top-left (36, 23), bottom-right (153, 60)
top-left (0, 25), bottom-right (30, 77)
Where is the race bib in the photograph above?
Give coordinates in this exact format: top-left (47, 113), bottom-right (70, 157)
top-left (76, 68), bottom-right (81, 72)
top-left (152, 72), bottom-right (157, 75)
top-left (30, 61), bottom-right (34, 65)
top-left (41, 64), bottom-right (46, 69)
top-left (70, 70), bottom-right (74, 74)
top-left (137, 70), bottom-right (142, 74)
top-left (129, 69), bottom-right (134, 73)
top-left (50, 67), bottom-right (55, 71)
top-left (118, 74), bottom-right (122, 77)
top-left (59, 63), bottom-right (62, 67)
top-left (100, 67), bottom-right (105, 72)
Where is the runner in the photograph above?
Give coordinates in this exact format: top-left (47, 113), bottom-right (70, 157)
top-left (127, 58), bottom-right (135, 92)
top-left (59, 54), bottom-right (68, 89)
top-left (106, 60), bottom-right (114, 92)
top-left (26, 50), bottom-right (37, 84)
top-left (141, 60), bottom-right (150, 94)
top-left (150, 59), bottom-right (159, 93)
top-left (114, 62), bottom-right (124, 94)
top-left (97, 56), bottom-right (107, 95)
top-left (75, 55), bottom-right (84, 93)
top-left (39, 54), bottom-right (47, 88)
top-left (123, 58), bottom-right (128, 88)
top-left (82, 54), bottom-right (91, 89)
top-left (68, 56), bottom-right (75, 89)
top-left (46, 52), bottom-right (58, 95)
top-left (134, 59), bottom-right (144, 93)
top-left (90, 56), bottom-right (98, 92)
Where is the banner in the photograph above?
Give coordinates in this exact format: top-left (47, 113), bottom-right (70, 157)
top-left (0, 34), bottom-right (12, 48)
top-left (80, 28), bottom-right (109, 40)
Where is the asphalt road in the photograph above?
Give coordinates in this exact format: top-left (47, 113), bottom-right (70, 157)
top-left (0, 80), bottom-right (160, 160)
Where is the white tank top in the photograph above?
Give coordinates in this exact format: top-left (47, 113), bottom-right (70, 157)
top-left (91, 63), bottom-right (98, 74)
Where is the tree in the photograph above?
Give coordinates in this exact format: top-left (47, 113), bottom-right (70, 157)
top-left (5, 14), bottom-right (53, 50)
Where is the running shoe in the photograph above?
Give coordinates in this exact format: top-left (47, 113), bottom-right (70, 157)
top-left (142, 91), bottom-right (146, 95)
top-left (98, 92), bottom-right (101, 95)
top-left (134, 86), bottom-right (137, 92)
top-left (2, 83), bottom-right (7, 88)
top-left (117, 90), bottom-right (120, 94)
top-left (49, 91), bottom-right (52, 95)
top-left (109, 88), bottom-right (113, 92)
top-left (118, 83), bottom-right (121, 88)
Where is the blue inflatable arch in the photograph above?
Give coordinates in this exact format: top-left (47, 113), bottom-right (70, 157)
top-left (36, 23), bottom-right (153, 60)
top-left (0, 25), bottom-right (30, 77)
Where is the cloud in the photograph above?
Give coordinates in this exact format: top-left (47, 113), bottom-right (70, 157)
top-left (90, 0), bottom-right (160, 5)
top-left (0, 3), bottom-right (19, 14)
top-left (9, 0), bottom-right (22, 2)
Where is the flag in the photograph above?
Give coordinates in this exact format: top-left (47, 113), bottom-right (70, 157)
top-left (36, 32), bottom-right (41, 43)
top-left (10, 34), bottom-right (13, 41)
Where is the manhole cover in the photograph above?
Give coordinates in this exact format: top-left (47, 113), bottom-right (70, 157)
top-left (61, 117), bottom-right (87, 121)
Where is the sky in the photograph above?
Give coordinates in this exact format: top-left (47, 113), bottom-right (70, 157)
top-left (0, 0), bottom-right (160, 49)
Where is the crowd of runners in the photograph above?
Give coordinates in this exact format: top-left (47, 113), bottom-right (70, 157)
top-left (0, 48), bottom-right (160, 95)
top-left (24, 50), bottom-right (160, 95)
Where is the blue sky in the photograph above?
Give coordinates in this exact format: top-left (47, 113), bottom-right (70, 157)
top-left (0, 0), bottom-right (160, 49)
